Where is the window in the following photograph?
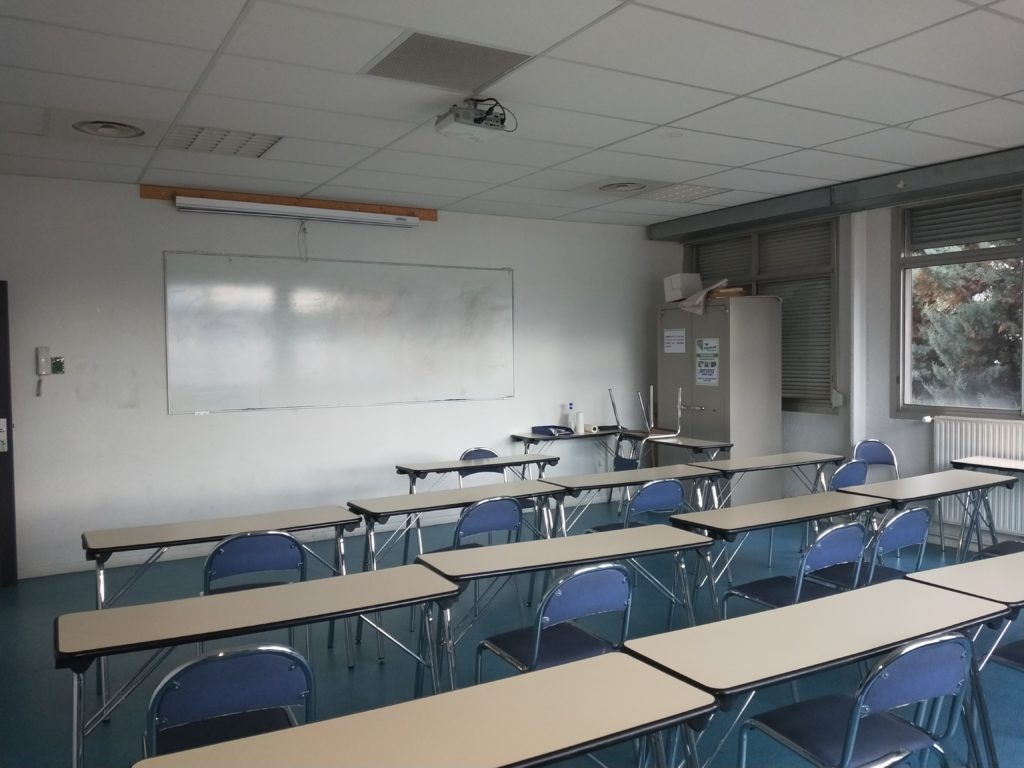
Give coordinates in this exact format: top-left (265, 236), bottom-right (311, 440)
top-left (692, 219), bottom-right (836, 412)
top-left (898, 190), bottom-right (1023, 417)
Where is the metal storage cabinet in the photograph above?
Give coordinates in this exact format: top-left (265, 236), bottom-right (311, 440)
top-left (656, 296), bottom-right (782, 504)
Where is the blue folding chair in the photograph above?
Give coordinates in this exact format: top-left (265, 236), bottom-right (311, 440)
top-left (475, 563), bottom-right (631, 683)
top-left (588, 478), bottom-right (685, 533)
top-left (202, 531), bottom-right (309, 655)
top-left (144, 644), bottom-right (314, 757)
top-left (816, 506), bottom-right (931, 589)
top-left (723, 521), bottom-right (866, 617)
top-left (738, 632), bottom-right (979, 768)
top-left (852, 439), bottom-right (899, 481)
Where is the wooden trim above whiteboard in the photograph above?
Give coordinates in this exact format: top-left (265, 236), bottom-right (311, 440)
top-left (139, 185), bottom-right (438, 222)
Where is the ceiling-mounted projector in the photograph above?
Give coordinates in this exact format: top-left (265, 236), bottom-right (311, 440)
top-left (435, 100), bottom-right (510, 141)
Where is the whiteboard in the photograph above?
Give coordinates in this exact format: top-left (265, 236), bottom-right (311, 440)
top-left (164, 251), bottom-right (514, 413)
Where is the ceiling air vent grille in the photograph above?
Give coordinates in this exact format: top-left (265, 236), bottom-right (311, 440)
top-left (366, 33), bottom-right (530, 93)
top-left (165, 126), bottom-right (282, 157)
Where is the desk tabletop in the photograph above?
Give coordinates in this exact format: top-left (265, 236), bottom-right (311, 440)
top-left (625, 579), bottom-right (1005, 697)
top-left (348, 479), bottom-right (561, 520)
top-left (952, 455), bottom-right (1024, 474)
top-left (545, 463), bottom-right (719, 494)
top-left (81, 505), bottom-right (361, 558)
top-left (511, 428), bottom-right (620, 443)
top-left (418, 526), bottom-right (711, 581)
top-left (689, 451), bottom-right (843, 475)
top-left (55, 565), bottom-right (457, 668)
top-left (838, 468), bottom-right (1017, 505)
top-left (907, 551), bottom-right (1024, 608)
top-left (396, 453), bottom-right (560, 477)
top-left (671, 492), bottom-right (889, 539)
top-left (620, 430), bottom-right (733, 452)
top-left (131, 652), bottom-right (716, 768)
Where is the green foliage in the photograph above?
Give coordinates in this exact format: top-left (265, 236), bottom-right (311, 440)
top-left (910, 259), bottom-right (1022, 408)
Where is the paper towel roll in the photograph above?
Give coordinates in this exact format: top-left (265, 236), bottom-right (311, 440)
top-left (573, 411), bottom-right (586, 434)
top-left (584, 423), bottom-right (600, 433)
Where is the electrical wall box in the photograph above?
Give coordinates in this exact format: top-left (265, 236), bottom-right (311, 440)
top-left (434, 105), bottom-right (505, 140)
top-left (35, 347), bottom-right (65, 375)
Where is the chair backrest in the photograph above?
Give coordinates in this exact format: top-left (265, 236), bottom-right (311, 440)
top-left (865, 506), bottom-right (931, 583)
top-left (458, 447), bottom-right (505, 486)
top-left (827, 459), bottom-right (869, 491)
top-left (146, 644), bottom-right (314, 755)
top-left (628, 478), bottom-right (685, 519)
top-left (204, 530), bottom-right (306, 593)
top-left (840, 633), bottom-right (973, 767)
top-left (530, 564), bottom-right (632, 668)
top-left (453, 496), bottom-right (523, 547)
top-left (853, 439), bottom-right (900, 479)
top-left (798, 521), bottom-right (866, 598)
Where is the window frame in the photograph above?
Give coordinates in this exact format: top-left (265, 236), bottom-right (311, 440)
top-left (892, 189), bottom-right (1024, 421)
top-left (688, 217), bottom-right (838, 414)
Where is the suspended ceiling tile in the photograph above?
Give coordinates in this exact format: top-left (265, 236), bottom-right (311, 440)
top-left (747, 149), bottom-right (909, 181)
top-left (559, 209), bottom-right (667, 226)
top-left (140, 168), bottom-right (320, 197)
top-left (494, 102), bottom-right (654, 148)
top-left (641, 0), bottom-right (971, 56)
top-left (182, 95), bottom-right (416, 147)
top-left (854, 11), bottom-right (1024, 95)
top-left (260, 138), bottom-right (376, 168)
top-left (906, 99), bottom-right (1024, 147)
top-left (0, 0), bottom-right (246, 49)
top-left (607, 127), bottom-right (796, 166)
top-left (0, 154), bottom-right (142, 183)
top-left (0, 103), bottom-right (47, 135)
top-left (692, 189), bottom-right (775, 207)
top-left (556, 150), bottom-right (728, 184)
top-left (492, 58), bottom-right (732, 124)
top-left (201, 56), bottom-right (455, 123)
top-left (819, 128), bottom-right (996, 166)
top-left (151, 149), bottom-right (344, 183)
top-left (330, 168), bottom-right (493, 198)
top-left (474, 185), bottom-right (612, 209)
top-left (226, 2), bottom-right (403, 73)
top-left (754, 61), bottom-right (987, 124)
top-left (284, 0), bottom-right (621, 54)
top-left (0, 132), bottom-right (154, 167)
top-left (692, 168), bottom-right (832, 195)
top-left (447, 198), bottom-right (577, 219)
top-left (510, 168), bottom-right (609, 192)
top-left (388, 126), bottom-right (588, 167)
top-left (0, 67), bottom-right (187, 122)
top-left (991, 0), bottom-right (1024, 20)
top-left (0, 17), bottom-right (211, 91)
top-left (672, 99), bottom-right (884, 147)
top-left (549, 5), bottom-right (835, 94)
top-left (358, 149), bottom-right (535, 183)
top-left (592, 197), bottom-right (719, 216)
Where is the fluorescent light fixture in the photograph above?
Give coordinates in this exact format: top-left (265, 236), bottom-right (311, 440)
top-left (174, 196), bottom-right (419, 227)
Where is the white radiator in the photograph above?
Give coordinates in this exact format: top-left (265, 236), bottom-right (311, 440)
top-left (932, 417), bottom-right (1024, 534)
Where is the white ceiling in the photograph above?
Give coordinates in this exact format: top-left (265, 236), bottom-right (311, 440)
top-left (1, 0), bottom-right (1023, 226)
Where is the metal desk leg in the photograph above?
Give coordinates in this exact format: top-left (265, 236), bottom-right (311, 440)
top-left (72, 669), bottom-right (85, 768)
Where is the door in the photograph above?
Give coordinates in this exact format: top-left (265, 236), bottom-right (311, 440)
top-left (0, 282), bottom-right (15, 585)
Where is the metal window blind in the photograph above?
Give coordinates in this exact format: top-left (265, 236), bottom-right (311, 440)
top-left (908, 191), bottom-right (1022, 252)
top-left (693, 220), bottom-right (835, 410)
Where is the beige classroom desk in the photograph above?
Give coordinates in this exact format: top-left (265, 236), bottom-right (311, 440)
top-left (543, 463), bottom-right (721, 535)
top-left (131, 653), bottom-right (717, 768)
top-left (395, 453), bottom-right (560, 493)
top-left (418, 525), bottom-right (714, 685)
top-left (839, 469), bottom-right (1017, 563)
top-left (620, 428), bottom-right (733, 460)
top-left (55, 564), bottom-right (459, 768)
top-left (671, 491), bottom-right (890, 584)
top-left (348, 479), bottom-right (565, 568)
top-left (626, 579), bottom-right (1006, 768)
top-left (690, 451), bottom-right (844, 507)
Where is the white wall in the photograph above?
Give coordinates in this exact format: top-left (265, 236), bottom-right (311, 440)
top-left (0, 175), bottom-right (682, 577)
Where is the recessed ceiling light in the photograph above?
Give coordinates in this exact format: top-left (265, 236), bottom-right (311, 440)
top-left (72, 120), bottom-right (145, 139)
top-left (599, 182), bottom-right (648, 193)
top-left (637, 183), bottom-right (726, 203)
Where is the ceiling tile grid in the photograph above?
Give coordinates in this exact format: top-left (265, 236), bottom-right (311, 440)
top-left (0, 0), bottom-right (1020, 224)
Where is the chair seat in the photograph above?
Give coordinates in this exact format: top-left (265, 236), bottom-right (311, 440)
top-left (206, 581), bottom-right (289, 595)
top-left (752, 694), bottom-right (932, 768)
top-left (155, 708), bottom-right (296, 755)
top-left (727, 576), bottom-right (837, 608)
top-left (991, 638), bottom-right (1024, 672)
top-left (809, 562), bottom-right (859, 589)
top-left (479, 622), bottom-right (615, 672)
top-left (587, 521), bottom-right (649, 534)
